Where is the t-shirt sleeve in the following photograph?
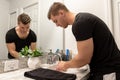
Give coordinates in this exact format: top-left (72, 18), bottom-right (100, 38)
top-left (5, 31), bottom-right (14, 43)
top-left (72, 18), bottom-right (93, 41)
top-left (31, 31), bottom-right (37, 42)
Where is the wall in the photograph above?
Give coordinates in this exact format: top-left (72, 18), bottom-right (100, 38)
top-left (38, 0), bottom-right (64, 52)
top-left (112, 0), bottom-right (120, 49)
top-left (9, 0), bottom-right (38, 13)
top-left (64, 0), bottom-right (112, 54)
top-left (0, 0), bottom-right (9, 59)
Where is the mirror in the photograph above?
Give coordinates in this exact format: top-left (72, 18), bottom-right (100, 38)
top-left (0, 0), bottom-right (64, 59)
top-left (0, 0), bottom-right (118, 60)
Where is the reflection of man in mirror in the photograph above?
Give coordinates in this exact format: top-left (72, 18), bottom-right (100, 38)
top-left (47, 2), bottom-right (120, 80)
top-left (5, 13), bottom-right (37, 59)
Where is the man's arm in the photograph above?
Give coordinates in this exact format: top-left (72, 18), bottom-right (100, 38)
top-left (6, 43), bottom-right (19, 58)
top-left (56, 38), bottom-right (93, 71)
top-left (30, 42), bottom-right (36, 51)
top-left (67, 38), bottom-right (93, 67)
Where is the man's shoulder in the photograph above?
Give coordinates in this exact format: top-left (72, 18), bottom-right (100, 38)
top-left (6, 28), bottom-right (16, 36)
top-left (7, 28), bottom-right (15, 33)
top-left (29, 29), bottom-right (36, 35)
top-left (5, 28), bottom-right (17, 43)
top-left (74, 12), bottom-right (99, 25)
top-left (76, 12), bottom-right (96, 19)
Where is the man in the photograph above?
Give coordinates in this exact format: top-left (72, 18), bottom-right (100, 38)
top-left (6, 13), bottom-right (37, 59)
top-left (47, 2), bottom-right (120, 80)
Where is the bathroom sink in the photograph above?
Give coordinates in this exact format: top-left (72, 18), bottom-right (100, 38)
top-left (40, 64), bottom-right (90, 80)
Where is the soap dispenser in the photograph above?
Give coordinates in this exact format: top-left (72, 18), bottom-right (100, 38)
top-left (60, 50), bottom-right (66, 61)
top-left (66, 49), bottom-right (70, 61)
top-left (47, 49), bottom-right (54, 64)
top-left (54, 49), bottom-right (62, 62)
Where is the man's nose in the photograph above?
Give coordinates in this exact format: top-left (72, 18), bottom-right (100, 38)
top-left (56, 23), bottom-right (60, 27)
top-left (24, 28), bottom-right (28, 31)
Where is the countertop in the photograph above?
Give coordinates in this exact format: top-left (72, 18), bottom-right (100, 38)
top-left (0, 65), bottom-right (90, 80)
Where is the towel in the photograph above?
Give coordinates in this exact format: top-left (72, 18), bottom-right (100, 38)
top-left (24, 68), bottom-right (76, 80)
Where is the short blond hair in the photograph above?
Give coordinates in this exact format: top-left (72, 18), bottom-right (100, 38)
top-left (47, 2), bottom-right (69, 19)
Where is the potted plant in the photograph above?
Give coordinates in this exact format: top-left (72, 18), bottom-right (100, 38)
top-left (19, 46), bottom-right (43, 69)
top-left (19, 46), bottom-right (43, 57)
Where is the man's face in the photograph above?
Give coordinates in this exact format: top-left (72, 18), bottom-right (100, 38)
top-left (51, 12), bottom-right (68, 28)
top-left (18, 22), bottom-right (30, 34)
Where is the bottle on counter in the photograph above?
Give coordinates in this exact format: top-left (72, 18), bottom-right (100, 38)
top-left (47, 49), bottom-right (54, 64)
top-left (60, 50), bottom-right (66, 61)
top-left (66, 49), bottom-right (70, 61)
top-left (69, 50), bottom-right (72, 60)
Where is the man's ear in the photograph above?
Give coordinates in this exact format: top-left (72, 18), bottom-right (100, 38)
top-left (58, 10), bottom-right (65, 16)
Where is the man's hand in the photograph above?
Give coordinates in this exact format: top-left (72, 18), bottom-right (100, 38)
top-left (56, 61), bottom-right (69, 72)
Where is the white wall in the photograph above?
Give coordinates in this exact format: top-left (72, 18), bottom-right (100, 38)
top-left (0, 0), bottom-right (9, 59)
top-left (9, 0), bottom-right (38, 13)
top-left (112, 0), bottom-right (120, 49)
top-left (39, 0), bottom-right (64, 52)
top-left (64, 0), bottom-right (112, 54)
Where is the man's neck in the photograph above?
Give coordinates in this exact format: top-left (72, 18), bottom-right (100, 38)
top-left (67, 12), bottom-right (76, 25)
top-left (15, 26), bottom-right (29, 39)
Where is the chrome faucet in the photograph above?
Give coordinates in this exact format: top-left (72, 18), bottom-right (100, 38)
top-left (47, 49), bottom-right (62, 64)
top-left (52, 53), bottom-right (62, 63)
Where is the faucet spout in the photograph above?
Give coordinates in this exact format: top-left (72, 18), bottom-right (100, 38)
top-left (52, 54), bottom-right (62, 64)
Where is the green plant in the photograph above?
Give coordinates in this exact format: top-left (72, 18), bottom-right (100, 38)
top-left (19, 46), bottom-right (43, 57)
top-left (30, 49), bottom-right (43, 57)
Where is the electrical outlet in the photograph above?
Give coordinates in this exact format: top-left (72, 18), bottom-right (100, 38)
top-left (4, 59), bottom-right (19, 72)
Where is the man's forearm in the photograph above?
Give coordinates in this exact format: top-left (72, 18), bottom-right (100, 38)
top-left (65, 54), bottom-right (88, 68)
top-left (10, 51), bottom-right (19, 58)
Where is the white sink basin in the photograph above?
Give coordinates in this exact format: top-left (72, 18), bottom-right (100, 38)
top-left (40, 64), bottom-right (90, 80)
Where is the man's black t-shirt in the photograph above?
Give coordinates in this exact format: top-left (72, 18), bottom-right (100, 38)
top-left (5, 27), bottom-right (37, 59)
top-left (72, 13), bottom-right (120, 74)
